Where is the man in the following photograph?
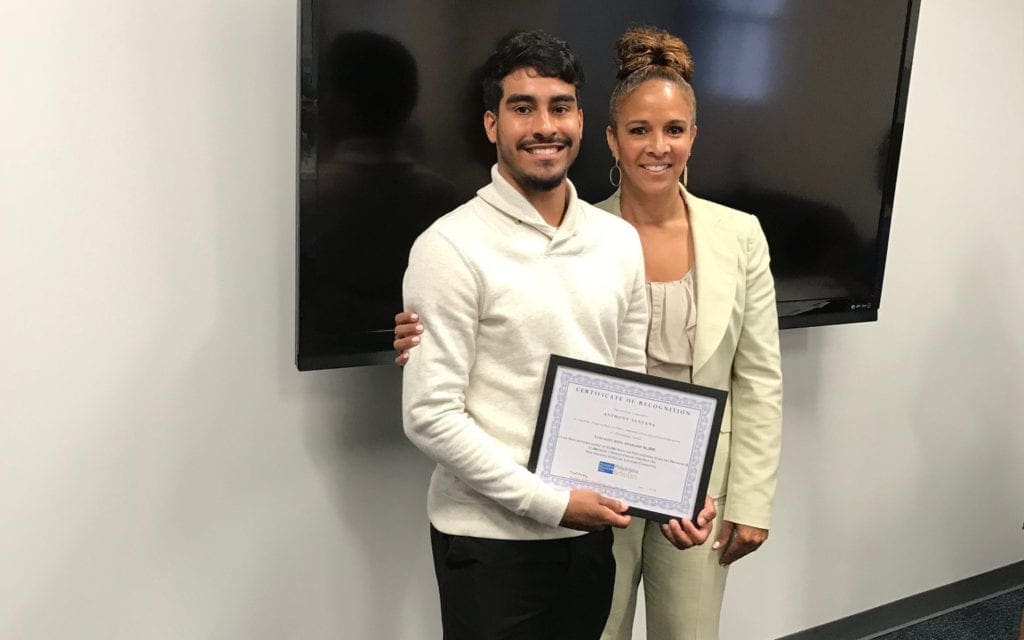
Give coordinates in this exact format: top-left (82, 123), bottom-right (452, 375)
top-left (401, 31), bottom-right (648, 639)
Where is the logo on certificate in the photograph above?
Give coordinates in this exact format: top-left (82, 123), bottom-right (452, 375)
top-left (598, 461), bottom-right (615, 474)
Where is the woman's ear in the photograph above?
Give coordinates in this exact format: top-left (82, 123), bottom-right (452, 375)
top-left (605, 124), bottom-right (619, 160)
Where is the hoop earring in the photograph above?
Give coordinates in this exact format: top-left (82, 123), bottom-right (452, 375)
top-left (609, 159), bottom-right (621, 187)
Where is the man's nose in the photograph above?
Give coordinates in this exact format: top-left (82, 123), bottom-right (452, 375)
top-left (533, 110), bottom-right (557, 137)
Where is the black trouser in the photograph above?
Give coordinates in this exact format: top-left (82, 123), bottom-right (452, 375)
top-left (429, 525), bottom-right (615, 640)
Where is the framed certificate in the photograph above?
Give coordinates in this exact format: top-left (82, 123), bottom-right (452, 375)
top-left (527, 355), bottom-right (727, 524)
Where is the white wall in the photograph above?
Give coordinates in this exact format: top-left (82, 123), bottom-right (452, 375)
top-left (1, 1), bottom-right (1021, 639)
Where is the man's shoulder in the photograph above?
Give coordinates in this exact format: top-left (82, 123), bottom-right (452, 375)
top-left (579, 199), bottom-right (638, 240)
top-left (416, 195), bottom-right (489, 242)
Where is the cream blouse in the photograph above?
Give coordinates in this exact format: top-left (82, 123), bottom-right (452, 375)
top-left (645, 270), bottom-right (697, 384)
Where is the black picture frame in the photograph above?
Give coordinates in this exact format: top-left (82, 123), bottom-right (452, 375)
top-left (528, 355), bottom-right (727, 524)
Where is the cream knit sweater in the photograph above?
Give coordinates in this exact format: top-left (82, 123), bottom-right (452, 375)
top-left (402, 167), bottom-right (648, 540)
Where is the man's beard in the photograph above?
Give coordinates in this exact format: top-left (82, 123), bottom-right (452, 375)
top-left (518, 169), bottom-right (567, 192)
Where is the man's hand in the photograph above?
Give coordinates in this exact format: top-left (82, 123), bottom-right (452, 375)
top-left (393, 311), bottom-right (423, 366)
top-left (713, 521), bottom-right (769, 565)
top-left (560, 489), bottom-right (631, 532)
top-left (660, 494), bottom-right (716, 550)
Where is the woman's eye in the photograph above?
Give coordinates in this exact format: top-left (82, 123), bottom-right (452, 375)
top-left (668, 126), bottom-right (685, 135)
top-left (629, 127), bottom-right (647, 135)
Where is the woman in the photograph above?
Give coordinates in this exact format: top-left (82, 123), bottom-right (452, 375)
top-left (395, 26), bottom-right (782, 640)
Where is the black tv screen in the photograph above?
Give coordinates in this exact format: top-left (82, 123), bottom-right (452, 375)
top-left (297, 0), bottom-right (919, 370)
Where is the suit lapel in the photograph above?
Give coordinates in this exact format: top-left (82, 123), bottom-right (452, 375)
top-left (689, 191), bottom-right (738, 375)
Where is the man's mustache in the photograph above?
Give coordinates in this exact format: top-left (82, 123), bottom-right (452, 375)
top-left (517, 136), bottom-right (573, 150)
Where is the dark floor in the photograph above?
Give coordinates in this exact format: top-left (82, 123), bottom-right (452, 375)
top-left (871, 587), bottom-right (1024, 640)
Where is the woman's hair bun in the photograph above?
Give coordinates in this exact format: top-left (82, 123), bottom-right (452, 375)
top-left (614, 26), bottom-right (694, 82)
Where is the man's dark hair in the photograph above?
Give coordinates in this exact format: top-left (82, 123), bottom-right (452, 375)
top-left (480, 30), bottom-right (585, 113)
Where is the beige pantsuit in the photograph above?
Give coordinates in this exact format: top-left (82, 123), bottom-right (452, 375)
top-left (596, 187), bottom-right (783, 640)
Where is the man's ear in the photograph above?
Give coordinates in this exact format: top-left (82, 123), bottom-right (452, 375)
top-left (484, 110), bottom-right (498, 143)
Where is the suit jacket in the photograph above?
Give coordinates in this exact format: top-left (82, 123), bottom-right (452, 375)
top-left (596, 186), bottom-right (783, 529)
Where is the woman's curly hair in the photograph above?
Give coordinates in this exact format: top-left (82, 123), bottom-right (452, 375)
top-left (609, 26), bottom-right (697, 125)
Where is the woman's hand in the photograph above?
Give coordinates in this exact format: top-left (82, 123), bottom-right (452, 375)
top-left (713, 521), bottom-right (769, 565)
top-left (393, 311), bottom-right (423, 366)
top-left (660, 494), bottom-right (716, 550)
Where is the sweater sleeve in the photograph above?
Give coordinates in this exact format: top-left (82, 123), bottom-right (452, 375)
top-left (401, 229), bottom-right (570, 528)
top-left (615, 231), bottom-right (649, 374)
top-left (723, 215), bottom-right (783, 529)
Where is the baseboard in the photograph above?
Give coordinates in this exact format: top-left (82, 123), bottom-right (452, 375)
top-left (777, 560), bottom-right (1024, 640)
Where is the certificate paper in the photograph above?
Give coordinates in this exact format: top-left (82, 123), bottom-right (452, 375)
top-left (528, 355), bottom-right (726, 524)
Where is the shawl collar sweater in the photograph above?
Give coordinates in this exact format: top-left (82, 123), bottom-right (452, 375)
top-left (402, 167), bottom-right (648, 539)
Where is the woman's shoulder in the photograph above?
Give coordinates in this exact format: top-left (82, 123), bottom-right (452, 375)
top-left (686, 190), bottom-right (764, 240)
top-left (686, 189), bottom-right (751, 221)
top-left (591, 191), bottom-right (621, 217)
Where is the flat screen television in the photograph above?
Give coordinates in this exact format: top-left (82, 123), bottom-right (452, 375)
top-left (297, 0), bottom-right (920, 370)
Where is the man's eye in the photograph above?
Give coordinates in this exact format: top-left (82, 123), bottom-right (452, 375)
top-left (513, 105), bottom-right (531, 114)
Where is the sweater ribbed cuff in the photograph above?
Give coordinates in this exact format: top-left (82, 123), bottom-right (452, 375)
top-left (524, 484), bottom-right (571, 528)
